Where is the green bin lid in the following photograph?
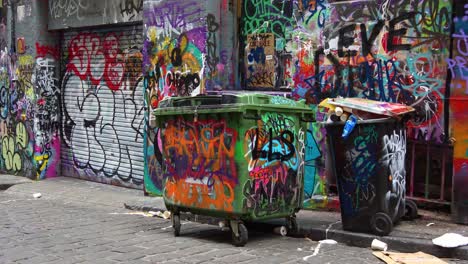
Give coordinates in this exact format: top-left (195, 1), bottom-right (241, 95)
top-left (153, 93), bottom-right (315, 117)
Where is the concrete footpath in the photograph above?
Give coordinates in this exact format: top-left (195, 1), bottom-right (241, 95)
top-left (2, 175), bottom-right (468, 260)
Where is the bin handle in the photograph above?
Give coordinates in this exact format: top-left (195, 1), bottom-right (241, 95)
top-left (243, 113), bottom-right (261, 120)
top-left (301, 115), bottom-right (315, 122)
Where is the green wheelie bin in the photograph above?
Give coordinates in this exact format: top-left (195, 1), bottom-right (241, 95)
top-left (153, 93), bottom-right (314, 246)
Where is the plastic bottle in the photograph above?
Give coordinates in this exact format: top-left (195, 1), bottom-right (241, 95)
top-left (342, 115), bottom-right (357, 139)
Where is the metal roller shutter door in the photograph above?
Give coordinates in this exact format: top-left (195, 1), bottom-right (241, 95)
top-left (60, 24), bottom-right (145, 188)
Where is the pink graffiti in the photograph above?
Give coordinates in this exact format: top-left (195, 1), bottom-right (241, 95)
top-left (249, 164), bottom-right (288, 194)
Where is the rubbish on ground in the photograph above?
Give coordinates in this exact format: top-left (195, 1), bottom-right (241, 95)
top-left (328, 97), bottom-right (415, 117)
top-left (110, 211), bottom-right (155, 217)
top-left (152, 210), bottom-right (171, 219)
top-left (432, 233), bottom-right (468, 248)
top-left (33, 193), bottom-right (42, 199)
top-left (371, 239), bottom-right (388, 251)
top-left (320, 239), bottom-right (338, 245)
top-left (219, 221), bottom-right (226, 228)
top-left (373, 251), bottom-right (448, 264)
top-left (302, 239), bottom-right (338, 261)
top-left (342, 115), bottom-right (357, 139)
top-left (218, 221), bottom-right (230, 231)
top-left (273, 226), bottom-right (288, 236)
top-left (427, 223), bottom-right (435, 227)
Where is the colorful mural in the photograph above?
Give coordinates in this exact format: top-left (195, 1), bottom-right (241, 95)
top-left (143, 0), bottom-right (236, 195)
top-left (450, 0), bottom-right (468, 224)
top-left (240, 0), bottom-right (452, 209)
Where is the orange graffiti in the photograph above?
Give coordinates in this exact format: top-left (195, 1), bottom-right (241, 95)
top-left (165, 176), bottom-right (235, 212)
top-left (164, 119), bottom-right (236, 168)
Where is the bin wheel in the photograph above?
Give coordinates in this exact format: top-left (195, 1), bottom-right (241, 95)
top-left (371, 212), bottom-right (393, 236)
top-left (403, 200), bottom-right (418, 220)
top-left (172, 214), bottom-right (181, 237)
top-left (231, 223), bottom-right (248, 247)
top-left (286, 216), bottom-right (298, 235)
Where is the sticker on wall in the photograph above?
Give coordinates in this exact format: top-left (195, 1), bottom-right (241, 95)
top-left (245, 33), bottom-right (275, 88)
top-left (17, 38), bottom-right (25, 54)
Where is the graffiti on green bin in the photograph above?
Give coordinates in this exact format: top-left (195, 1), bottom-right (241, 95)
top-left (161, 118), bottom-right (238, 211)
top-left (243, 113), bottom-right (302, 216)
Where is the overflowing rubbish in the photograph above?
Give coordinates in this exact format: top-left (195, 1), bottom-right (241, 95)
top-left (327, 97), bottom-right (415, 118)
top-left (371, 239), bottom-right (388, 251)
top-left (323, 97), bottom-right (418, 236)
top-left (432, 233), bottom-right (468, 248)
top-left (319, 97), bottom-right (415, 143)
top-left (373, 251), bottom-right (447, 264)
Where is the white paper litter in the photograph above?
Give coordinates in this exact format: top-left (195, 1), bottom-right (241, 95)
top-left (433, 233), bottom-right (468, 248)
top-left (303, 239), bottom-right (338, 261)
top-left (320, 239), bottom-right (338, 245)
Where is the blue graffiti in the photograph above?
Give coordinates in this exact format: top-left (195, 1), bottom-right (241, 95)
top-left (304, 129), bottom-right (322, 198)
top-left (340, 126), bottom-right (379, 216)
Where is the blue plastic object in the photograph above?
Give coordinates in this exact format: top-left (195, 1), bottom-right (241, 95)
top-left (342, 115), bottom-right (357, 139)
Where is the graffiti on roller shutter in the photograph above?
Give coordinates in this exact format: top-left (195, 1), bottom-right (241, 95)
top-left (243, 113), bottom-right (302, 217)
top-left (61, 31), bottom-right (145, 185)
top-left (161, 118), bottom-right (237, 211)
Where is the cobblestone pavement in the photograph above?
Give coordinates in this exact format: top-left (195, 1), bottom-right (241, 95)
top-left (0, 189), bottom-right (464, 264)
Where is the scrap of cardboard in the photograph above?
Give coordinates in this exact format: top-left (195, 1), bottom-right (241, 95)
top-left (373, 251), bottom-right (448, 264)
top-left (328, 98), bottom-right (415, 117)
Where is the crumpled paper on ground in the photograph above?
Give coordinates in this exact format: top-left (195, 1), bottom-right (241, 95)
top-left (433, 233), bottom-right (468, 248)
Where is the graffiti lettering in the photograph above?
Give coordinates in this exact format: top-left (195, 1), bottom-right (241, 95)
top-left (382, 129), bottom-right (407, 219)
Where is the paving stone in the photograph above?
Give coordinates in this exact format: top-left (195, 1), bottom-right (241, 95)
top-left (106, 251), bottom-right (147, 262)
top-left (216, 253), bottom-right (258, 263)
top-left (0, 178), bottom-right (432, 264)
top-left (15, 254), bottom-right (61, 264)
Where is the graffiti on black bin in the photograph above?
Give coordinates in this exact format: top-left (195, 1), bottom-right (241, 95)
top-left (243, 113), bottom-right (302, 217)
top-left (381, 129), bottom-right (407, 220)
top-left (340, 125), bottom-right (379, 216)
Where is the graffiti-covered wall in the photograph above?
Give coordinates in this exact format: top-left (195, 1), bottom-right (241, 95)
top-left (143, 0), bottom-right (237, 195)
top-left (240, 0), bottom-right (453, 209)
top-left (1, 0), bottom-right (61, 179)
top-left (60, 26), bottom-right (145, 188)
top-left (48, 0), bottom-right (143, 30)
top-left (450, 0), bottom-right (468, 224)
